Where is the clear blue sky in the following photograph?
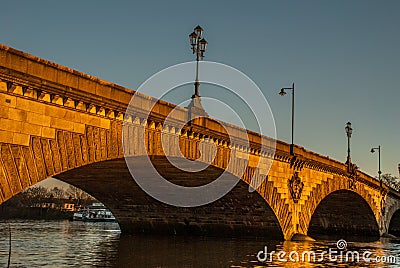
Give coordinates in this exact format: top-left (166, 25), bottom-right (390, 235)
top-left (1, 0), bottom-right (399, 178)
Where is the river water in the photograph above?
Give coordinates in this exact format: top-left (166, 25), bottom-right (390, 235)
top-left (1, 220), bottom-right (400, 267)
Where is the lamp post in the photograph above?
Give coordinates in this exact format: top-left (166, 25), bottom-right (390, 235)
top-left (188, 25), bottom-right (208, 115)
top-left (279, 82), bottom-right (295, 155)
top-left (345, 122), bottom-right (352, 165)
top-left (371, 145), bottom-right (381, 187)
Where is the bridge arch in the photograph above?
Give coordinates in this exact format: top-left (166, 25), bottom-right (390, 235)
top-left (0, 118), bottom-right (285, 238)
top-left (54, 156), bottom-right (284, 239)
top-left (307, 188), bottom-right (379, 239)
top-left (299, 174), bottom-right (380, 237)
top-left (388, 210), bottom-right (400, 236)
top-left (385, 203), bottom-right (400, 237)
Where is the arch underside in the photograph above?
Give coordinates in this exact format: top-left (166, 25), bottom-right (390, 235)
top-left (55, 156), bottom-right (284, 239)
top-left (388, 209), bottom-right (400, 237)
top-left (308, 190), bottom-right (380, 240)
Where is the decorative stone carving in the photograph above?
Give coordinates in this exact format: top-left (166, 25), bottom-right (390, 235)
top-left (288, 172), bottom-right (304, 203)
top-left (290, 155), bottom-right (305, 171)
top-left (84, 102), bottom-right (94, 112)
top-left (37, 90), bottom-right (47, 100)
top-left (348, 177), bottom-right (357, 190)
top-left (32, 137), bottom-right (46, 178)
top-left (381, 197), bottom-right (386, 216)
top-left (347, 162), bottom-right (358, 190)
top-left (41, 139), bottom-right (54, 176)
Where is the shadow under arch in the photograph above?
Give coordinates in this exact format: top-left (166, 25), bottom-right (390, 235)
top-left (307, 189), bottom-right (379, 241)
top-left (55, 155), bottom-right (284, 239)
top-left (388, 209), bottom-right (400, 237)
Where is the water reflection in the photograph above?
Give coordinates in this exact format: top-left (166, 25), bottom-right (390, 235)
top-left (258, 239), bottom-right (400, 268)
top-left (1, 220), bottom-right (400, 267)
top-left (115, 235), bottom-right (274, 267)
top-left (0, 220), bottom-right (120, 267)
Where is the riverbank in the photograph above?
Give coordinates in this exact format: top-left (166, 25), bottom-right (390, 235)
top-left (0, 206), bottom-right (73, 220)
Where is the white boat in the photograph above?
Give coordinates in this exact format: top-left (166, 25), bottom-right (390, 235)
top-left (73, 202), bottom-right (116, 222)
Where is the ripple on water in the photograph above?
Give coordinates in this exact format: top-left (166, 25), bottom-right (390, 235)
top-left (1, 220), bottom-right (400, 267)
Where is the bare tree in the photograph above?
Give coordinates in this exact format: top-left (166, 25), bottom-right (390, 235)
top-left (382, 174), bottom-right (400, 191)
top-left (22, 186), bottom-right (49, 206)
top-left (66, 185), bottom-right (95, 206)
top-left (49, 187), bottom-right (66, 200)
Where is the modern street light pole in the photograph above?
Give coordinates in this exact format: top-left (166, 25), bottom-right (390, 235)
top-left (188, 25), bottom-right (208, 116)
top-left (279, 82), bottom-right (295, 155)
top-left (371, 145), bottom-right (382, 187)
top-left (345, 122), bottom-right (353, 165)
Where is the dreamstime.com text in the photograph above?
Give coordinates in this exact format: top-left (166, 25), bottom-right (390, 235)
top-left (257, 239), bottom-right (398, 264)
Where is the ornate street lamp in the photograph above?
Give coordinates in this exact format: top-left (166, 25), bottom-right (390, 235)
top-left (345, 122), bottom-right (352, 165)
top-left (279, 82), bottom-right (295, 155)
top-left (187, 25), bottom-right (208, 116)
top-left (371, 145), bottom-right (382, 187)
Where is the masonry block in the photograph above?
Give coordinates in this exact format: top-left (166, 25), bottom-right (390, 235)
top-left (0, 130), bottom-right (13, 143)
top-left (0, 118), bottom-right (22, 132)
top-left (0, 81), bottom-right (7, 91)
top-left (0, 93), bottom-right (16, 108)
top-left (21, 122), bottom-right (42, 136)
top-left (42, 127), bottom-right (55, 139)
top-left (50, 117), bottom-right (74, 131)
top-left (16, 98), bottom-right (44, 114)
top-left (12, 133), bottom-right (30, 146)
top-left (8, 108), bottom-right (27, 122)
top-left (25, 112), bottom-right (51, 127)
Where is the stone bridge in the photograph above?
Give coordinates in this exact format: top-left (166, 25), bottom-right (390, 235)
top-left (1, 44), bottom-right (400, 240)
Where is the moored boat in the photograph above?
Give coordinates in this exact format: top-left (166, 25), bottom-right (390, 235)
top-left (73, 202), bottom-right (116, 222)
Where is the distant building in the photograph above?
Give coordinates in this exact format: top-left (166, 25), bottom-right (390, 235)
top-left (32, 198), bottom-right (76, 212)
top-left (61, 203), bottom-right (75, 212)
top-left (38, 202), bottom-right (56, 209)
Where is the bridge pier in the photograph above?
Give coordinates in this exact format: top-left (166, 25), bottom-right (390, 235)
top-left (287, 202), bottom-right (315, 241)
